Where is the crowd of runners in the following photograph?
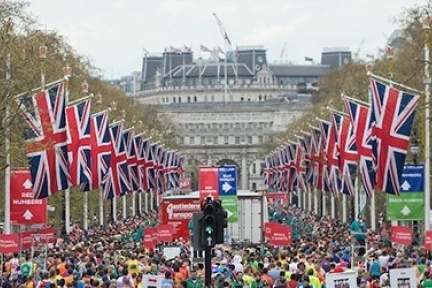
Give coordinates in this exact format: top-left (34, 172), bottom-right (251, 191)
top-left (0, 200), bottom-right (431, 288)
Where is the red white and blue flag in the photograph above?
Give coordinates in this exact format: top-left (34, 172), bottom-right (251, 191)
top-left (325, 115), bottom-right (341, 197)
top-left (66, 98), bottom-right (92, 191)
top-left (263, 155), bottom-right (274, 187)
top-left (301, 132), bottom-right (313, 185)
top-left (310, 127), bottom-right (323, 190)
top-left (123, 127), bottom-right (139, 192)
top-left (89, 110), bottom-right (111, 191)
top-left (292, 139), bottom-right (307, 191)
top-left (332, 112), bottom-right (358, 196)
top-left (103, 121), bottom-right (130, 199)
top-left (15, 81), bottom-right (69, 198)
top-left (370, 79), bottom-right (420, 195)
top-left (318, 119), bottom-right (334, 195)
top-left (344, 97), bottom-right (375, 197)
top-left (134, 134), bottom-right (151, 191)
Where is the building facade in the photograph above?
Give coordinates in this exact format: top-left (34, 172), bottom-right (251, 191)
top-left (127, 45), bottom-right (350, 190)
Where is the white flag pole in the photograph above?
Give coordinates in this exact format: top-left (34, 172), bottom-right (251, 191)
top-left (331, 195), bottom-right (335, 219)
top-left (314, 189), bottom-right (318, 214)
top-left (122, 196), bottom-right (127, 219)
top-left (65, 188), bottom-right (71, 233)
top-left (144, 192), bottom-right (149, 213)
top-left (112, 197), bottom-right (117, 222)
top-left (132, 192), bottom-right (136, 216)
top-left (83, 192), bottom-right (88, 230)
top-left (342, 194), bottom-right (347, 223)
top-left (99, 188), bottom-right (104, 226)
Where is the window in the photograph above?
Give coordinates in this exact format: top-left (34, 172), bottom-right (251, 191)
top-left (179, 97), bottom-right (182, 103)
top-left (204, 95), bottom-right (208, 102)
top-left (194, 96), bottom-right (197, 102)
top-left (200, 136), bottom-right (205, 144)
top-left (213, 136), bottom-right (218, 144)
top-left (173, 97), bottom-right (176, 103)
top-left (247, 136), bottom-right (252, 144)
top-left (252, 163), bottom-right (256, 174)
top-left (187, 96), bottom-right (191, 102)
top-left (235, 136), bottom-right (240, 144)
top-left (251, 183), bottom-right (257, 190)
top-left (258, 136), bottom-right (263, 143)
top-left (224, 136), bottom-right (229, 144)
top-left (259, 95), bottom-right (262, 101)
top-left (211, 95), bottom-right (215, 102)
top-left (190, 136), bottom-right (195, 145)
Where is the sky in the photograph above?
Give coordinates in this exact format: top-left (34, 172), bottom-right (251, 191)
top-left (28, 0), bottom-right (427, 79)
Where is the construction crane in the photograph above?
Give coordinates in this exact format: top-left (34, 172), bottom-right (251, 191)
top-left (213, 13), bottom-right (232, 50)
top-left (212, 12), bottom-right (232, 103)
top-left (280, 42), bottom-right (288, 63)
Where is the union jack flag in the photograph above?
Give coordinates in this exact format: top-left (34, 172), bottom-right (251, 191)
top-left (310, 127), bottom-right (322, 190)
top-left (291, 140), bottom-right (307, 192)
top-left (325, 115), bottom-right (341, 197)
top-left (344, 97), bottom-right (375, 197)
top-left (103, 121), bottom-right (130, 199)
top-left (145, 141), bottom-right (157, 190)
top-left (89, 111), bottom-right (111, 191)
top-left (164, 150), bottom-right (178, 190)
top-left (332, 112), bottom-right (358, 196)
top-left (15, 81), bottom-right (69, 198)
top-left (263, 155), bottom-right (274, 187)
top-left (156, 145), bottom-right (166, 193)
top-left (66, 98), bottom-right (92, 191)
top-left (134, 134), bottom-right (150, 191)
top-left (178, 154), bottom-right (186, 178)
top-left (123, 127), bottom-right (139, 192)
top-left (300, 133), bottom-right (313, 184)
top-left (318, 119), bottom-right (335, 195)
top-left (370, 79), bottom-right (420, 195)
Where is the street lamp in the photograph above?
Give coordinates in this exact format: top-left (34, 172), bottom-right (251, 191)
top-left (95, 92), bottom-right (103, 104)
top-left (410, 135), bottom-right (420, 165)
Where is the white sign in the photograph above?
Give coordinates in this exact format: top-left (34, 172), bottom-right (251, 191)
top-left (142, 274), bottom-right (162, 288)
top-left (326, 272), bottom-right (357, 288)
top-left (163, 246), bottom-right (181, 260)
top-left (389, 267), bottom-right (416, 288)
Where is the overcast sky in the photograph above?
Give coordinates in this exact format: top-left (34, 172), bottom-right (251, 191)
top-left (28, 0), bottom-right (425, 79)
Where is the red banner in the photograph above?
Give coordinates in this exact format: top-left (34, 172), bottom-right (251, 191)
top-left (35, 227), bottom-right (56, 244)
top-left (425, 230), bottom-right (432, 250)
top-left (143, 228), bottom-right (155, 250)
top-left (160, 198), bottom-right (201, 241)
top-left (157, 224), bottom-right (174, 243)
top-left (266, 193), bottom-right (289, 207)
top-left (264, 222), bottom-right (279, 239)
top-left (0, 234), bottom-right (19, 254)
top-left (198, 166), bottom-right (219, 202)
top-left (10, 168), bottom-right (47, 225)
top-left (391, 226), bottom-right (413, 245)
top-left (18, 231), bottom-right (34, 250)
top-left (268, 223), bottom-right (292, 246)
top-left (179, 178), bottom-right (192, 190)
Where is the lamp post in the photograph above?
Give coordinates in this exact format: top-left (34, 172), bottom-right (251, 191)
top-left (410, 135), bottom-right (420, 165)
top-left (423, 15), bottom-right (431, 233)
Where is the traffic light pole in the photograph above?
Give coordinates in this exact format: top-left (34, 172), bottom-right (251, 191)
top-left (204, 246), bottom-right (212, 287)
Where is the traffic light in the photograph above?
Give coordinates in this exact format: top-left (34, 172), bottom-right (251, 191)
top-left (201, 201), bottom-right (216, 248)
top-left (215, 201), bottom-right (228, 244)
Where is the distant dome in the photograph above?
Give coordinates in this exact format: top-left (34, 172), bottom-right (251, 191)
top-left (387, 29), bottom-right (408, 49)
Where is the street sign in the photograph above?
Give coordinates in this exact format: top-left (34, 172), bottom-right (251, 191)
top-left (198, 166), bottom-right (219, 202)
top-left (10, 168), bottom-right (47, 225)
top-left (220, 195), bottom-right (238, 223)
top-left (218, 166), bottom-right (237, 196)
top-left (387, 165), bottom-right (424, 221)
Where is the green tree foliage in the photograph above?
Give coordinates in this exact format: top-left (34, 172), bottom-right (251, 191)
top-left (0, 0), bottom-right (179, 226)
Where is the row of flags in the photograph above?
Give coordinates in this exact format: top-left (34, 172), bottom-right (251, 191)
top-left (15, 79), bottom-right (185, 199)
top-left (264, 77), bottom-right (420, 197)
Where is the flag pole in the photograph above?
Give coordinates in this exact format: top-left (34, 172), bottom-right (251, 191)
top-left (122, 195), bottom-right (127, 219)
top-left (423, 16), bottom-right (431, 236)
top-left (144, 191), bottom-right (149, 213)
top-left (112, 197), bottom-right (117, 222)
top-left (132, 191), bottom-right (136, 216)
top-left (331, 195), bottom-right (335, 219)
top-left (314, 188), bottom-right (318, 214)
top-left (3, 20), bottom-right (12, 235)
top-left (99, 188), bottom-right (104, 226)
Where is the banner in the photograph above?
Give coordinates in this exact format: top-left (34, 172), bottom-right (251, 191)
top-left (265, 193), bottom-right (289, 208)
top-left (0, 234), bottom-right (19, 254)
top-left (157, 224), bottom-right (174, 242)
top-left (389, 268), bottom-right (416, 288)
top-left (425, 230), bottom-right (432, 250)
top-left (387, 165), bottom-right (424, 221)
top-left (264, 222), bottom-right (279, 239)
top-left (220, 195), bottom-right (238, 223)
top-left (391, 226), bottom-right (413, 245)
top-left (267, 223), bottom-right (292, 246)
top-left (179, 178), bottom-right (192, 190)
top-left (198, 166), bottom-right (219, 202)
top-left (325, 272), bottom-right (357, 288)
top-left (143, 227), bottom-right (155, 250)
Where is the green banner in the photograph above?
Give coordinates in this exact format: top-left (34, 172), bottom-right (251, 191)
top-left (387, 192), bottom-right (424, 221)
top-left (221, 195), bottom-right (238, 223)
